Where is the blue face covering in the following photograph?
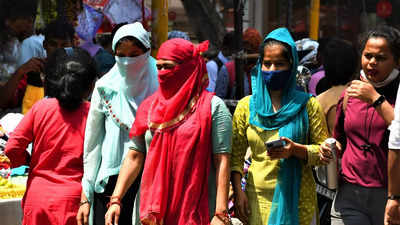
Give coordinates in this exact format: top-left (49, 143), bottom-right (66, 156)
top-left (261, 69), bottom-right (291, 90)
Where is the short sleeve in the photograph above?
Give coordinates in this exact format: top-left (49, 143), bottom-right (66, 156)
top-left (130, 135), bottom-right (146, 153)
top-left (211, 96), bottom-right (232, 154)
top-left (389, 85), bottom-right (400, 149)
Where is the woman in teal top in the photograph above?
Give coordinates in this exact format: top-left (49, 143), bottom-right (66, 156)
top-left (76, 22), bottom-right (158, 225)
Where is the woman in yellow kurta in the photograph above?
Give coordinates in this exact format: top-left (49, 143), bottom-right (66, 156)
top-left (231, 27), bottom-right (329, 225)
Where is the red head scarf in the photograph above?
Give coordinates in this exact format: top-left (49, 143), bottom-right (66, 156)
top-left (132, 38), bottom-right (209, 135)
top-left (131, 38), bottom-right (214, 225)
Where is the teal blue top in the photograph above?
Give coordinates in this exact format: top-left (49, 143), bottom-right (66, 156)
top-left (130, 96), bottom-right (232, 220)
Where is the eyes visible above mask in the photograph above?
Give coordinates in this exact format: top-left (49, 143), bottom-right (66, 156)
top-left (156, 59), bottom-right (178, 70)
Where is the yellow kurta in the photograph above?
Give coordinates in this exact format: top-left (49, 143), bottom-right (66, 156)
top-left (231, 96), bottom-right (329, 225)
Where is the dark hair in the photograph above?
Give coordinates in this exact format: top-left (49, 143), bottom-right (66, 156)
top-left (0, 0), bottom-right (38, 42)
top-left (0, 0), bottom-right (37, 21)
top-left (222, 31), bottom-right (235, 49)
top-left (322, 38), bottom-right (358, 86)
top-left (360, 25), bottom-right (400, 61)
top-left (259, 39), bottom-right (293, 66)
top-left (115, 36), bottom-right (148, 53)
top-left (202, 47), bottom-right (219, 60)
top-left (44, 47), bottom-right (98, 110)
top-left (111, 22), bottom-right (128, 42)
top-left (43, 18), bottom-right (75, 42)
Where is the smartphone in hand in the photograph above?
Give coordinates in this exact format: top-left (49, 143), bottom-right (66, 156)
top-left (265, 139), bottom-right (286, 151)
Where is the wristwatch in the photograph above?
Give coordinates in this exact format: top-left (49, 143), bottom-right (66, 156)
top-left (372, 95), bottom-right (385, 108)
top-left (388, 195), bottom-right (400, 200)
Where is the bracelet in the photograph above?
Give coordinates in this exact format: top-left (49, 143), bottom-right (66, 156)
top-left (79, 200), bottom-right (89, 206)
top-left (215, 210), bottom-right (231, 225)
top-left (372, 95), bottom-right (385, 108)
top-left (106, 196), bottom-right (122, 209)
top-left (106, 201), bottom-right (122, 209)
top-left (388, 195), bottom-right (400, 200)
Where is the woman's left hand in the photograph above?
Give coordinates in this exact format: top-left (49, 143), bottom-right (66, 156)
top-left (347, 80), bottom-right (380, 104)
top-left (268, 137), bottom-right (294, 160)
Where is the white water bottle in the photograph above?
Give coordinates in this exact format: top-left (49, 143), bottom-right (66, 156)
top-left (325, 138), bottom-right (338, 189)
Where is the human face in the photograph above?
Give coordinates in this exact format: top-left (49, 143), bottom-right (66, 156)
top-left (43, 38), bottom-right (73, 57)
top-left (262, 44), bottom-right (291, 72)
top-left (115, 40), bottom-right (145, 57)
top-left (156, 59), bottom-right (178, 70)
top-left (6, 17), bottom-right (34, 41)
top-left (361, 37), bottom-right (398, 83)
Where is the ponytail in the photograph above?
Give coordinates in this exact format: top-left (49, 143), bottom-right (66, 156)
top-left (44, 47), bottom-right (97, 110)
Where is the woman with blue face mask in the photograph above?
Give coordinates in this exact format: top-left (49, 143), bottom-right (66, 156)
top-left (230, 27), bottom-right (329, 225)
top-left (76, 22), bottom-right (158, 225)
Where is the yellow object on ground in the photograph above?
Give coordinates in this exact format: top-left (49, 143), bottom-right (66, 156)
top-left (0, 176), bottom-right (26, 199)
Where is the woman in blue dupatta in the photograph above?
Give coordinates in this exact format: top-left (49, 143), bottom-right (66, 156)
top-left (230, 27), bottom-right (329, 225)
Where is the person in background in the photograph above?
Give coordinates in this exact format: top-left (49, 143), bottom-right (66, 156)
top-left (206, 31), bottom-right (235, 92)
top-left (308, 37), bottom-right (331, 96)
top-left (215, 28), bottom-right (262, 99)
top-left (202, 48), bottom-right (219, 63)
top-left (17, 33), bottom-right (46, 69)
top-left (316, 38), bottom-right (358, 135)
top-left (20, 18), bottom-right (75, 114)
top-left (104, 38), bottom-right (232, 225)
top-left (168, 30), bottom-right (190, 41)
top-left (4, 47), bottom-right (97, 225)
top-left (320, 25), bottom-right (400, 225)
top-left (76, 22), bottom-right (158, 225)
top-left (80, 37), bottom-right (114, 77)
top-left (0, 0), bottom-right (42, 112)
top-left (231, 27), bottom-right (328, 225)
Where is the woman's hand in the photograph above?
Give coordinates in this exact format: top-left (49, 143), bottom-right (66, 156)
top-left (234, 189), bottom-right (250, 225)
top-left (319, 140), bottom-right (342, 164)
top-left (267, 137), bottom-right (294, 159)
top-left (319, 142), bottom-right (333, 164)
top-left (76, 202), bottom-right (90, 225)
top-left (211, 215), bottom-right (231, 225)
top-left (105, 204), bottom-right (121, 225)
top-left (347, 80), bottom-right (380, 104)
top-left (385, 199), bottom-right (400, 225)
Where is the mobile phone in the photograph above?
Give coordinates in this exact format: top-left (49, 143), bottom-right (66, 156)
top-left (265, 139), bottom-right (286, 150)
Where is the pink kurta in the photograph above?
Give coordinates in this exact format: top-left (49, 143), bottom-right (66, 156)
top-left (5, 98), bottom-right (90, 225)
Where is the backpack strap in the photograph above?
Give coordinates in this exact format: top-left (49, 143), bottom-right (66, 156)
top-left (213, 57), bottom-right (224, 73)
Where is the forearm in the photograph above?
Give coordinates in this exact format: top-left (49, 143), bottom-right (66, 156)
top-left (291, 142), bottom-right (308, 160)
top-left (388, 150), bottom-right (400, 196)
top-left (0, 69), bottom-right (24, 108)
top-left (231, 171), bottom-right (242, 194)
top-left (80, 191), bottom-right (89, 202)
top-left (214, 153), bottom-right (230, 212)
top-left (111, 150), bottom-right (144, 199)
top-left (375, 100), bottom-right (394, 126)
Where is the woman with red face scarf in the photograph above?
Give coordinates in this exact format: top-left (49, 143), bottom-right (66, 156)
top-left (104, 38), bottom-right (233, 225)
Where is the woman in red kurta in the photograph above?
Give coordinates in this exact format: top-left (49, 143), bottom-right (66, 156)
top-left (4, 47), bottom-right (97, 225)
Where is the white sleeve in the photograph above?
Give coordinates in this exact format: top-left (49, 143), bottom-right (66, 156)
top-left (389, 84), bottom-right (400, 149)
